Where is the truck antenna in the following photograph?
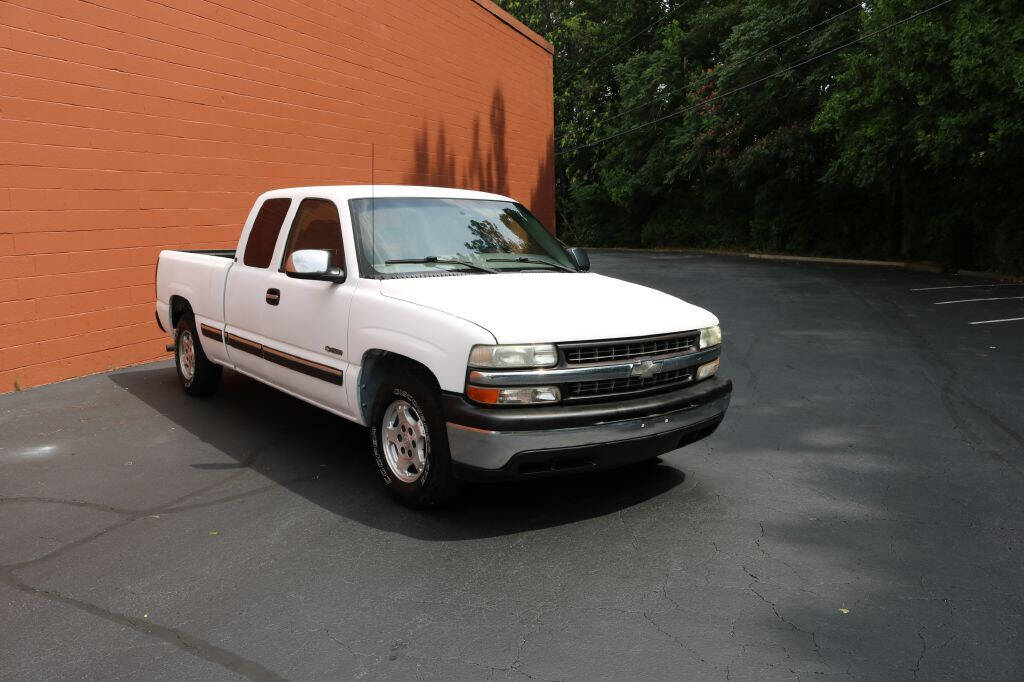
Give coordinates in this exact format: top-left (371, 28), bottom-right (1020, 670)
top-left (371, 143), bottom-right (376, 277)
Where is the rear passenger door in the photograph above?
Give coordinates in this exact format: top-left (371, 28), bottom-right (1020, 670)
top-left (259, 198), bottom-right (355, 414)
top-left (223, 197), bottom-right (293, 379)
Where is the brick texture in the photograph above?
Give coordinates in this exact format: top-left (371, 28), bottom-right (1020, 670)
top-left (0, 0), bottom-right (555, 392)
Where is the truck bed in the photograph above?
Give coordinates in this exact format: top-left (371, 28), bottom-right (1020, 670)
top-left (156, 248), bottom-right (237, 332)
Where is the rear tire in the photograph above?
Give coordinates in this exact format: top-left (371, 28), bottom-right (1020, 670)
top-left (369, 366), bottom-right (463, 508)
top-left (174, 312), bottom-right (222, 397)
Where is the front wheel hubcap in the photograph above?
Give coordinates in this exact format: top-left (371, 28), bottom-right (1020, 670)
top-left (178, 330), bottom-right (196, 381)
top-left (382, 399), bottom-right (428, 483)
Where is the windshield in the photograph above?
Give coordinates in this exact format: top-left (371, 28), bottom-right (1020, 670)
top-left (349, 197), bottom-right (575, 277)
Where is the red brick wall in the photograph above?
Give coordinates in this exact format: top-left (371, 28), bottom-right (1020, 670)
top-left (0, 0), bottom-right (555, 392)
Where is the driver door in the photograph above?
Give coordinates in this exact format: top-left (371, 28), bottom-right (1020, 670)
top-left (258, 198), bottom-right (355, 415)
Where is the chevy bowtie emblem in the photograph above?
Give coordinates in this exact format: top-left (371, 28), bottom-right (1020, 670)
top-left (630, 359), bottom-right (661, 378)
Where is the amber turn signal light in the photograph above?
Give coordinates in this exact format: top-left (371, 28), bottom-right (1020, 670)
top-left (466, 385), bottom-right (561, 405)
top-left (466, 385), bottom-right (501, 404)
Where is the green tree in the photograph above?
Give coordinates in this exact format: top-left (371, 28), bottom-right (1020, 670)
top-left (816, 0), bottom-right (1024, 271)
top-left (498, 0), bottom-right (1024, 273)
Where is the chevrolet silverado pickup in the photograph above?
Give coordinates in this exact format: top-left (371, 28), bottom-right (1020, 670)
top-left (155, 186), bottom-right (732, 507)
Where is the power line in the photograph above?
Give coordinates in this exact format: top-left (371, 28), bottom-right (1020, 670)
top-left (578, 1), bottom-right (864, 135)
top-left (730, 1), bottom-right (864, 71)
top-left (558, 4), bottom-right (687, 84)
top-left (556, 0), bottom-right (955, 157)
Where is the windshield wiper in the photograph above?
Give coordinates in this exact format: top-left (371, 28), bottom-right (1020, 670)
top-left (384, 256), bottom-right (497, 274)
top-left (485, 256), bottom-right (575, 272)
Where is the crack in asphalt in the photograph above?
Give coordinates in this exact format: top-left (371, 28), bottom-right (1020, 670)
top-left (746, 568), bottom-right (831, 675)
top-left (912, 626), bottom-right (927, 681)
top-left (501, 633), bottom-right (548, 680)
top-left (1, 439), bottom-right (284, 572)
top-left (641, 610), bottom-right (721, 675)
top-left (911, 624), bottom-right (958, 681)
top-left (0, 566), bottom-right (286, 680)
top-left (0, 440), bottom-right (296, 680)
top-left (848, 286), bottom-right (1024, 478)
top-left (319, 625), bottom-right (549, 681)
top-left (319, 626), bottom-right (382, 667)
top-left (0, 496), bottom-right (137, 516)
top-left (618, 509), bottom-right (642, 552)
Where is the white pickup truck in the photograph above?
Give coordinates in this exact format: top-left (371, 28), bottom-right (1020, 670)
top-left (155, 186), bottom-right (731, 507)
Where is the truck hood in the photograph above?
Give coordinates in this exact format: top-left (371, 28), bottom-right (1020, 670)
top-left (379, 272), bottom-right (718, 343)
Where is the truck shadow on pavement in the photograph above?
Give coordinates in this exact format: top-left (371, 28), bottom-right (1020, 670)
top-left (110, 364), bottom-right (687, 541)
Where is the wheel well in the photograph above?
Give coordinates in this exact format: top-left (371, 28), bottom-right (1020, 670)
top-left (169, 296), bottom-right (192, 329)
top-left (358, 350), bottom-right (441, 424)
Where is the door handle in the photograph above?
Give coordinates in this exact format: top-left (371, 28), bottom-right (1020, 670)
top-left (266, 288), bottom-right (280, 305)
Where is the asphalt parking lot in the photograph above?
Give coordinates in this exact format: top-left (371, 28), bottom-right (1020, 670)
top-left (2, 250), bottom-right (1022, 680)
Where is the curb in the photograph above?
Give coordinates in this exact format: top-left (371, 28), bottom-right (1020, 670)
top-left (745, 253), bottom-right (906, 268)
top-left (589, 247), bottom-right (913, 269)
top-left (589, 247), bottom-right (1022, 281)
top-left (955, 269), bottom-right (1024, 283)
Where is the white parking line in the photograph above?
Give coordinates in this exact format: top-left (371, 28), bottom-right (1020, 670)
top-left (970, 317), bottom-right (1024, 326)
top-left (935, 296), bottom-right (1024, 305)
top-left (912, 283), bottom-right (1024, 291)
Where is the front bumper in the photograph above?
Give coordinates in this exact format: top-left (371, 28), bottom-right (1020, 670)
top-left (444, 376), bottom-right (731, 480)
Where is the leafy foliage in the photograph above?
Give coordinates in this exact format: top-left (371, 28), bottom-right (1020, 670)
top-left (497, 0), bottom-right (1024, 273)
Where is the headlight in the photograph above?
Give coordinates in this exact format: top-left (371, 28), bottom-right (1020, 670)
top-left (466, 385), bottom-right (561, 405)
top-left (468, 344), bottom-right (558, 369)
top-left (699, 325), bottom-right (721, 349)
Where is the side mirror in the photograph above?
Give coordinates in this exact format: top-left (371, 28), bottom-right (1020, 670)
top-left (284, 249), bottom-right (345, 283)
top-left (566, 246), bottom-right (590, 272)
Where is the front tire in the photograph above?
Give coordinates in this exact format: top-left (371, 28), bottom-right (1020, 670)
top-left (174, 312), bottom-right (222, 396)
top-left (369, 367), bottom-right (463, 508)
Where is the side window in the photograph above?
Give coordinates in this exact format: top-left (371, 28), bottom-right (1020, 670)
top-left (243, 198), bottom-right (291, 268)
top-left (281, 198), bottom-right (344, 269)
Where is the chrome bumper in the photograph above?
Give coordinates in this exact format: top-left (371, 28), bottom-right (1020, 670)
top-left (445, 391), bottom-right (730, 471)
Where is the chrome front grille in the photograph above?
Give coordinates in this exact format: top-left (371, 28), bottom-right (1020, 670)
top-left (561, 332), bottom-right (699, 365)
top-left (468, 332), bottom-right (715, 404)
top-left (566, 367), bottom-right (696, 400)
top-left (555, 331), bottom-right (703, 402)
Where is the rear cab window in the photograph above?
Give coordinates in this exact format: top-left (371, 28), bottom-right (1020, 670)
top-left (243, 198), bottom-right (292, 268)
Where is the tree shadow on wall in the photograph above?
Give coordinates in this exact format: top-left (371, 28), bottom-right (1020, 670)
top-left (404, 85), bottom-right (556, 231)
